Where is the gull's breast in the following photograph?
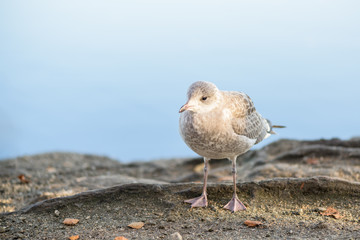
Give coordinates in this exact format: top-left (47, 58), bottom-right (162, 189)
top-left (179, 111), bottom-right (254, 159)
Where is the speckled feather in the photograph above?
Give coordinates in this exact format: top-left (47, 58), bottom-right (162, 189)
top-left (179, 81), bottom-right (271, 159)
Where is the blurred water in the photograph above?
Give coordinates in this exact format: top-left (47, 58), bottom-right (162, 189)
top-left (1, 1), bottom-right (359, 162)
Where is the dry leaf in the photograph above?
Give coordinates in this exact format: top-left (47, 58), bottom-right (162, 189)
top-left (300, 182), bottom-right (305, 190)
top-left (47, 167), bottom-right (57, 173)
top-left (320, 207), bottom-right (343, 219)
top-left (305, 157), bottom-right (319, 165)
top-left (244, 220), bottom-right (262, 227)
top-left (69, 235), bottom-right (79, 240)
top-left (18, 174), bottom-right (30, 184)
top-left (217, 176), bottom-right (233, 182)
top-left (128, 221), bottom-right (144, 229)
top-left (114, 237), bottom-right (129, 240)
top-left (63, 218), bottom-right (79, 226)
top-left (320, 207), bottom-right (337, 215)
top-left (193, 163), bottom-right (205, 173)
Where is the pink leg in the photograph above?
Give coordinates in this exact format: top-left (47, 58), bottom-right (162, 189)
top-left (184, 157), bottom-right (210, 208)
top-left (223, 157), bottom-right (246, 212)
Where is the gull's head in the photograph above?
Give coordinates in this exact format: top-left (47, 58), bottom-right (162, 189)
top-left (179, 81), bottom-right (221, 113)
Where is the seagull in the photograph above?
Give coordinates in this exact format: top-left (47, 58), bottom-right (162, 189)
top-left (179, 81), bottom-right (284, 212)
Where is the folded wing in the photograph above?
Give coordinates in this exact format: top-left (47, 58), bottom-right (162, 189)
top-left (225, 91), bottom-right (269, 144)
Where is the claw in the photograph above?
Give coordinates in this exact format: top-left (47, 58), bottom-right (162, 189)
top-left (223, 195), bottom-right (246, 212)
top-left (184, 194), bottom-right (208, 208)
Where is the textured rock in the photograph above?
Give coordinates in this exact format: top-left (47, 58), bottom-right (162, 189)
top-left (1, 138), bottom-right (360, 239)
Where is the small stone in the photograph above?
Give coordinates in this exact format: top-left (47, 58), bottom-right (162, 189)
top-left (313, 222), bottom-right (329, 229)
top-left (74, 203), bottom-right (83, 208)
top-left (85, 216), bottom-right (91, 220)
top-left (154, 212), bottom-right (164, 216)
top-left (291, 211), bottom-right (300, 215)
top-left (16, 233), bottom-right (25, 238)
top-left (169, 232), bottom-right (183, 240)
top-left (315, 207), bottom-right (327, 213)
top-left (54, 210), bottom-right (60, 217)
top-left (0, 227), bottom-right (6, 233)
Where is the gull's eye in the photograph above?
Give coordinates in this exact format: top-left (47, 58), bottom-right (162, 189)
top-left (201, 96), bottom-right (208, 101)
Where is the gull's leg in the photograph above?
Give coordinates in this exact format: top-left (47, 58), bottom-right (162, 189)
top-left (223, 156), bottom-right (246, 212)
top-left (184, 157), bottom-right (210, 208)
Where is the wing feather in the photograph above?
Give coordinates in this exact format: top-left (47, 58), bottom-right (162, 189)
top-left (225, 91), bottom-right (268, 144)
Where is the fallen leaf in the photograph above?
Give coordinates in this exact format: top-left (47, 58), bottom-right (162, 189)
top-left (194, 163), bottom-right (205, 174)
top-left (128, 221), bottom-right (144, 229)
top-left (305, 157), bottom-right (319, 165)
top-left (69, 235), bottom-right (79, 240)
top-left (244, 220), bottom-right (262, 227)
top-left (300, 182), bottom-right (305, 190)
top-left (18, 174), bottom-right (30, 184)
top-left (114, 237), bottom-right (129, 240)
top-left (47, 167), bottom-right (57, 173)
top-left (63, 218), bottom-right (79, 226)
top-left (217, 176), bottom-right (233, 182)
top-left (320, 207), bottom-right (343, 219)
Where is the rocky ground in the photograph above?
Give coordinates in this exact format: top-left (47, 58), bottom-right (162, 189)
top-left (1, 138), bottom-right (360, 239)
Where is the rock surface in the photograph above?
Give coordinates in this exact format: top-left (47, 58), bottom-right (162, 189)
top-left (1, 138), bottom-right (360, 239)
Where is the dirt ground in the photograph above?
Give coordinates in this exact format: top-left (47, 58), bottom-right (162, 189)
top-left (1, 138), bottom-right (360, 239)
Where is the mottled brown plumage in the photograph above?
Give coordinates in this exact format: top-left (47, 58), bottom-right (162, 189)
top-left (179, 81), bottom-right (283, 212)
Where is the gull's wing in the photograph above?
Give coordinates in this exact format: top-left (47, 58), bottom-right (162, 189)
top-left (224, 91), bottom-right (269, 144)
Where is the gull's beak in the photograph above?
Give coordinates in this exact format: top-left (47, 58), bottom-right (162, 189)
top-left (179, 103), bottom-right (192, 113)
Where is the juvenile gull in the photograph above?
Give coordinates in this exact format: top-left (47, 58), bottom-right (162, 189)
top-left (179, 81), bottom-right (284, 212)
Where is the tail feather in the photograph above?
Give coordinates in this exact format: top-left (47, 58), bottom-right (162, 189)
top-left (266, 119), bottom-right (286, 135)
top-left (272, 125), bottom-right (286, 129)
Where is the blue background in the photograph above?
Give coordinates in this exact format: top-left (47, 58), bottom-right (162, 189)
top-left (1, 1), bottom-right (359, 162)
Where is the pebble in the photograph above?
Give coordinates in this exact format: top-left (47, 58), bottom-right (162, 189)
top-left (291, 211), bottom-right (301, 215)
top-left (313, 222), bottom-right (329, 229)
top-left (16, 233), bottom-right (25, 238)
top-left (169, 232), bottom-right (183, 240)
top-left (0, 226), bottom-right (6, 233)
top-left (54, 210), bottom-right (60, 217)
top-left (315, 207), bottom-right (327, 212)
